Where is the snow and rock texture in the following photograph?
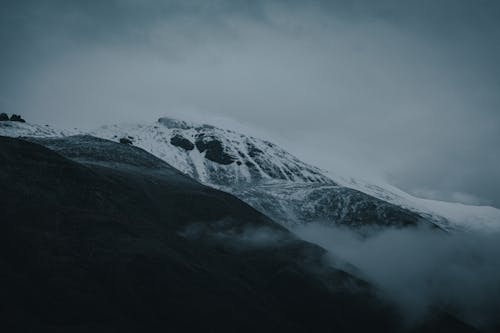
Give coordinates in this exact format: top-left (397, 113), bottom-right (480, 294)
top-left (330, 175), bottom-right (500, 232)
top-left (88, 118), bottom-right (434, 229)
top-left (2, 117), bottom-right (499, 231)
top-left (0, 120), bottom-right (77, 138)
top-left (91, 117), bottom-right (332, 187)
top-left (26, 135), bottom-right (193, 185)
top-left (89, 118), bottom-right (433, 229)
top-left (232, 181), bottom-right (427, 229)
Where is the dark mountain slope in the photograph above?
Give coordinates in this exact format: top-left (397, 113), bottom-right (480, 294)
top-left (0, 136), bottom-right (475, 332)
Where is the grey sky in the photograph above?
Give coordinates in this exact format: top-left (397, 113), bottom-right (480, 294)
top-left (1, 0), bottom-right (499, 207)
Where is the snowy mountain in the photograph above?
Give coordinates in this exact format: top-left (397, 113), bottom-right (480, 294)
top-left (91, 117), bottom-right (332, 186)
top-left (331, 174), bottom-right (500, 232)
top-left (0, 120), bottom-right (77, 137)
top-left (230, 181), bottom-right (427, 229)
top-left (89, 118), bottom-right (429, 229)
top-left (2, 117), bottom-right (499, 232)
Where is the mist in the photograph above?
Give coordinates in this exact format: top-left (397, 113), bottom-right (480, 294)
top-left (1, 0), bottom-right (500, 207)
top-left (293, 224), bottom-right (500, 331)
top-left (179, 220), bottom-right (289, 249)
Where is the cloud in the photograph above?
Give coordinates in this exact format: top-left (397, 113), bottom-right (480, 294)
top-left (408, 188), bottom-right (487, 206)
top-left (179, 220), bottom-right (289, 249)
top-left (1, 0), bottom-right (499, 207)
top-left (293, 223), bottom-right (500, 331)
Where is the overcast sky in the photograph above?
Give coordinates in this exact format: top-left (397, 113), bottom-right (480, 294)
top-left (1, 0), bottom-right (499, 207)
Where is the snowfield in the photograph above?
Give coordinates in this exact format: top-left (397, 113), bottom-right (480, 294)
top-left (336, 176), bottom-right (500, 232)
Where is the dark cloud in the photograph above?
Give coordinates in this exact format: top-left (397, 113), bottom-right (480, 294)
top-left (1, 0), bottom-right (499, 207)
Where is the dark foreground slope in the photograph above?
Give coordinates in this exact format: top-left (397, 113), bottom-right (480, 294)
top-left (0, 136), bottom-right (474, 332)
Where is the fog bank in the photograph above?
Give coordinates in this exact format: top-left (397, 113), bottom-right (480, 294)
top-left (294, 224), bottom-right (500, 331)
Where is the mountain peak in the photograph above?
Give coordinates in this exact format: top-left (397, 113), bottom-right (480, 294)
top-left (158, 116), bottom-right (215, 130)
top-left (157, 117), bottom-right (195, 129)
top-left (92, 118), bottom-right (333, 187)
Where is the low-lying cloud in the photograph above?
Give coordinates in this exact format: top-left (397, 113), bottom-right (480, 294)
top-left (179, 220), bottom-right (289, 249)
top-left (293, 224), bottom-right (500, 331)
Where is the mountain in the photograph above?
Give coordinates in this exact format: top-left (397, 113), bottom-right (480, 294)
top-left (330, 174), bottom-right (500, 232)
top-left (86, 117), bottom-right (500, 231)
top-left (88, 118), bottom-right (429, 229)
top-left (0, 119), bottom-right (77, 137)
top-left (92, 117), bottom-right (332, 186)
top-left (232, 181), bottom-right (430, 228)
top-left (2, 135), bottom-right (478, 332)
top-left (3, 117), bottom-right (499, 231)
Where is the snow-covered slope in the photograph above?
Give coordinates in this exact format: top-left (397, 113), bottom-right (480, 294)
top-left (230, 180), bottom-right (427, 229)
top-left (2, 118), bottom-right (499, 232)
top-left (0, 120), bottom-right (77, 138)
top-left (330, 174), bottom-right (500, 232)
top-left (91, 117), bottom-right (331, 186)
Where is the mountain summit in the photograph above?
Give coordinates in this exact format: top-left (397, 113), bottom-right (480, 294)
top-left (93, 117), bottom-right (332, 186)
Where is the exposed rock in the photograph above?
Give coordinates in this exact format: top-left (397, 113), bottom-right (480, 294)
top-left (0, 113), bottom-right (8, 121)
top-left (9, 114), bottom-right (25, 122)
top-left (119, 137), bottom-right (133, 145)
top-left (194, 124), bottom-right (215, 130)
top-left (158, 117), bottom-right (192, 129)
top-left (204, 142), bottom-right (236, 164)
top-left (170, 134), bottom-right (194, 150)
top-left (247, 142), bottom-right (264, 158)
top-left (195, 135), bottom-right (236, 165)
